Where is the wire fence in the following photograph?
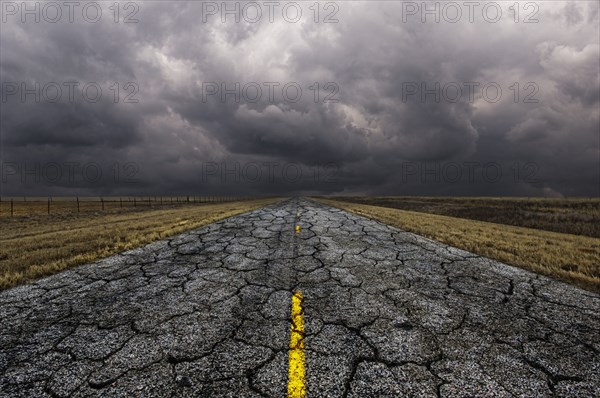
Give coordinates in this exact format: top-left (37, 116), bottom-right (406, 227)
top-left (0, 196), bottom-right (254, 217)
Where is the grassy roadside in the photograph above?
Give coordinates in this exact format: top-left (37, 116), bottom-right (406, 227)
top-left (0, 198), bottom-right (283, 290)
top-left (314, 198), bottom-right (600, 293)
top-left (325, 196), bottom-right (600, 237)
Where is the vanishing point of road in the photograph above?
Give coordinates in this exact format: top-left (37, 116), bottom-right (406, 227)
top-left (1, 198), bottom-right (598, 397)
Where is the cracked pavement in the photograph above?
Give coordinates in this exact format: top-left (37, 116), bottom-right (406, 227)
top-left (1, 198), bottom-right (599, 397)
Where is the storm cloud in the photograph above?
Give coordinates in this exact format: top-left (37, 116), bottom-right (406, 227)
top-left (0, 1), bottom-right (598, 196)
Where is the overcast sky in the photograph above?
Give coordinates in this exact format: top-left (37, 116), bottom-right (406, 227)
top-left (1, 1), bottom-right (598, 196)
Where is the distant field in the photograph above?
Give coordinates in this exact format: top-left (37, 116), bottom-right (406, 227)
top-left (0, 196), bottom-right (246, 217)
top-left (315, 197), bottom-right (600, 293)
top-left (0, 198), bottom-right (282, 290)
top-left (326, 196), bottom-right (600, 237)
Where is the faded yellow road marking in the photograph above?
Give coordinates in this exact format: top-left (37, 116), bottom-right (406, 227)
top-left (288, 290), bottom-right (305, 398)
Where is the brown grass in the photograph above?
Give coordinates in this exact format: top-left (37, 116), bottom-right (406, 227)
top-left (315, 198), bottom-right (600, 293)
top-left (0, 198), bottom-right (282, 290)
top-left (327, 196), bottom-right (600, 237)
top-left (0, 196), bottom-right (247, 217)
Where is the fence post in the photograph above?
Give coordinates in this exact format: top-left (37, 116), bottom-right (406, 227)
top-left (47, 197), bottom-right (50, 215)
top-left (11, 199), bottom-right (14, 217)
top-left (120, 197), bottom-right (123, 208)
top-left (101, 197), bottom-right (105, 211)
top-left (77, 197), bottom-right (80, 213)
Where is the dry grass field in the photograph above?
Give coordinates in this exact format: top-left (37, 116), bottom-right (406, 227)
top-left (328, 196), bottom-right (600, 237)
top-left (315, 198), bottom-right (600, 293)
top-left (0, 198), bottom-right (282, 290)
top-left (0, 196), bottom-right (245, 217)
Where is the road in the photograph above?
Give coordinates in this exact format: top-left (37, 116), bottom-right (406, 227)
top-left (1, 198), bottom-right (599, 397)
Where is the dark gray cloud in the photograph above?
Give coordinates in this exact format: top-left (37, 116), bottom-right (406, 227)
top-left (1, 1), bottom-right (598, 196)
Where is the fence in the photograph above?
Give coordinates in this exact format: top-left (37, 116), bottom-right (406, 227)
top-left (0, 196), bottom-right (254, 217)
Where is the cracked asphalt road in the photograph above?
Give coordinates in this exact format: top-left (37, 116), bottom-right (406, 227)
top-left (1, 198), bottom-right (599, 397)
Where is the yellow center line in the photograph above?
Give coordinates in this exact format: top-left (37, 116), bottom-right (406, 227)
top-left (288, 290), bottom-right (306, 398)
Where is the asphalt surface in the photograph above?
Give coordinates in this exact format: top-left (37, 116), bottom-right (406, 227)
top-left (1, 198), bottom-right (599, 397)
